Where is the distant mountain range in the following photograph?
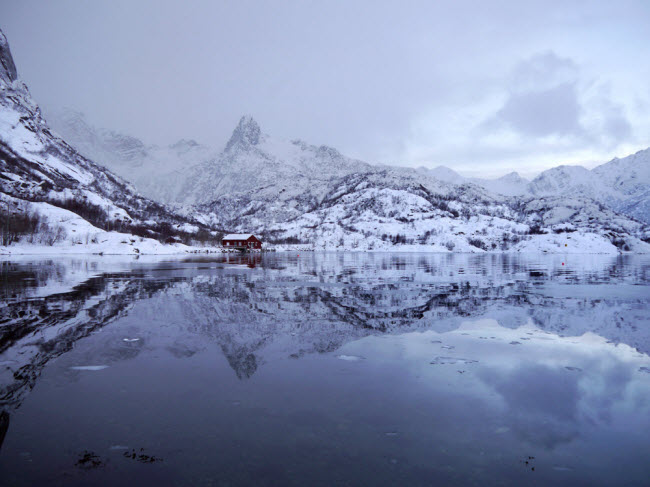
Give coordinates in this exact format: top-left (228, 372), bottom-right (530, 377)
top-left (48, 108), bottom-right (650, 226)
top-left (1, 27), bottom-right (649, 254)
top-left (419, 150), bottom-right (650, 224)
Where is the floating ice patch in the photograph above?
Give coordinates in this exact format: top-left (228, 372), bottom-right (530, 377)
top-left (440, 345), bottom-right (455, 350)
top-left (70, 365), bottom-right (109, 371)
top-left (109, 445), bottom-right (129, 450)
top-left (336, 355), bottom-right (365, 361)
top-left (0, 360), bottom-right (17, 366)
top-left (430, 340), bottom-right (442, 344)
top-left (430, 357), bottom-right (478, 365)
top-left (564, 366), bottom-right (582, 372)
top-left (494, 427), bottom-right (510, 434)
top-left (509, 341), bottom-right (522, 345)
top-left (122, 338), bottom-right (140, 342)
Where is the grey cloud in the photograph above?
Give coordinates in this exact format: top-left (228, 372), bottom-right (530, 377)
top-left (495, 82), bottom-right (583, 137)
top-left (510, 51), bottom-right (579, 93)
top-left (481, 50), bottom-right (634, 148)
top-left (598, 98), bottom-right (632, 146)
top-left (482, 51), bottom-right (584, 138)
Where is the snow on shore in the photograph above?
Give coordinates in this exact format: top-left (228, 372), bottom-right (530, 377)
top-left (0, 198), bottom-right (220, 255)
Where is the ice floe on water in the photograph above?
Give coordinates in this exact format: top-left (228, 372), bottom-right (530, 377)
top-left (336, 354), bottom-right (366, 361)
top-left (430, 357), bottom-right (479, 365)
top-left (69, 365), bottom-right (109, 371)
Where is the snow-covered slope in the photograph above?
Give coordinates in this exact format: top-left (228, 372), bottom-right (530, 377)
top-left (0, 28), bottom-right (215, 251)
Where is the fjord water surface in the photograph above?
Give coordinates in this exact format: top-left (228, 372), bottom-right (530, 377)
top-left (0, 253), bottom-right (649, 486)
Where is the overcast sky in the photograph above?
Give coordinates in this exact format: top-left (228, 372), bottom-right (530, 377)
top-left (1, 0), bottom-right (649, 177)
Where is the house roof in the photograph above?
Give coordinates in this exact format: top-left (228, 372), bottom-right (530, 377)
top-left (223, 234), bottom-right (257, 240)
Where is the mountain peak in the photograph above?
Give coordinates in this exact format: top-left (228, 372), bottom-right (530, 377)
top-left (0, 29), bottom-right (18, 85)
top-left (170, 138), bottom-right (200, 151)
top-left (224, 115), bottom-right (262, 153)
top-left (498, 171), bottom-right (527, 183)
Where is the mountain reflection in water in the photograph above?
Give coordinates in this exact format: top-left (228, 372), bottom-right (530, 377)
top-left (0, 253), bottom-right (648, 486)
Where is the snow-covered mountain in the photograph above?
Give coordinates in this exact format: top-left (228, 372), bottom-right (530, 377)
top-left (472, 172), bottom-right (530, 197)
top-left (417, 165), bottom-right (467, 185)
top-left (418, 157), bottom-right (649, 223)
top-left (0, 29), bottom-right (216, 253)
top-left (416, 165), bottom-right (529, 196)
top-left (43, 109), bottom-right (649, 253)
top-left (177, 115), bottom-right (376, 206)
top-left (43, 77), bottom-right (649, 230)
top-left (45, 108), bottom-right (216, 203)
top-left (161, 117), bottom-right (646, 253)
top-left (527, 149), bottom-right (650, 223)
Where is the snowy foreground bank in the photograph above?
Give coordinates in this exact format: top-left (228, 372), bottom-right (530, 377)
top-left (272, 232), bottom-right (649, 254)
top-left (4, 234), bottom-right (648, 256)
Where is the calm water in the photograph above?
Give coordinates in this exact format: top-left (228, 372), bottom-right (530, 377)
top-left (0, 252), bottom-right (649, 486)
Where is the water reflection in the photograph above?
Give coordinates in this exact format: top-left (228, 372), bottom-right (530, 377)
top-left (0, 253), bottom-right (649, 485)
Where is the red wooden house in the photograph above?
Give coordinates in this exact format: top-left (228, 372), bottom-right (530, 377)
top-left (222, 234), bottom-right (263, 250)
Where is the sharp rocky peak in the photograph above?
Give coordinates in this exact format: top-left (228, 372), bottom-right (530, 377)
top-left (0, 28), bottom-right (18, 85)
top-left (224, 115), bottom-right (262, 153)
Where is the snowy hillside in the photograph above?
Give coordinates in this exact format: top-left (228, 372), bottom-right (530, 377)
top-left (0, 28), bottom-right (219, 253)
